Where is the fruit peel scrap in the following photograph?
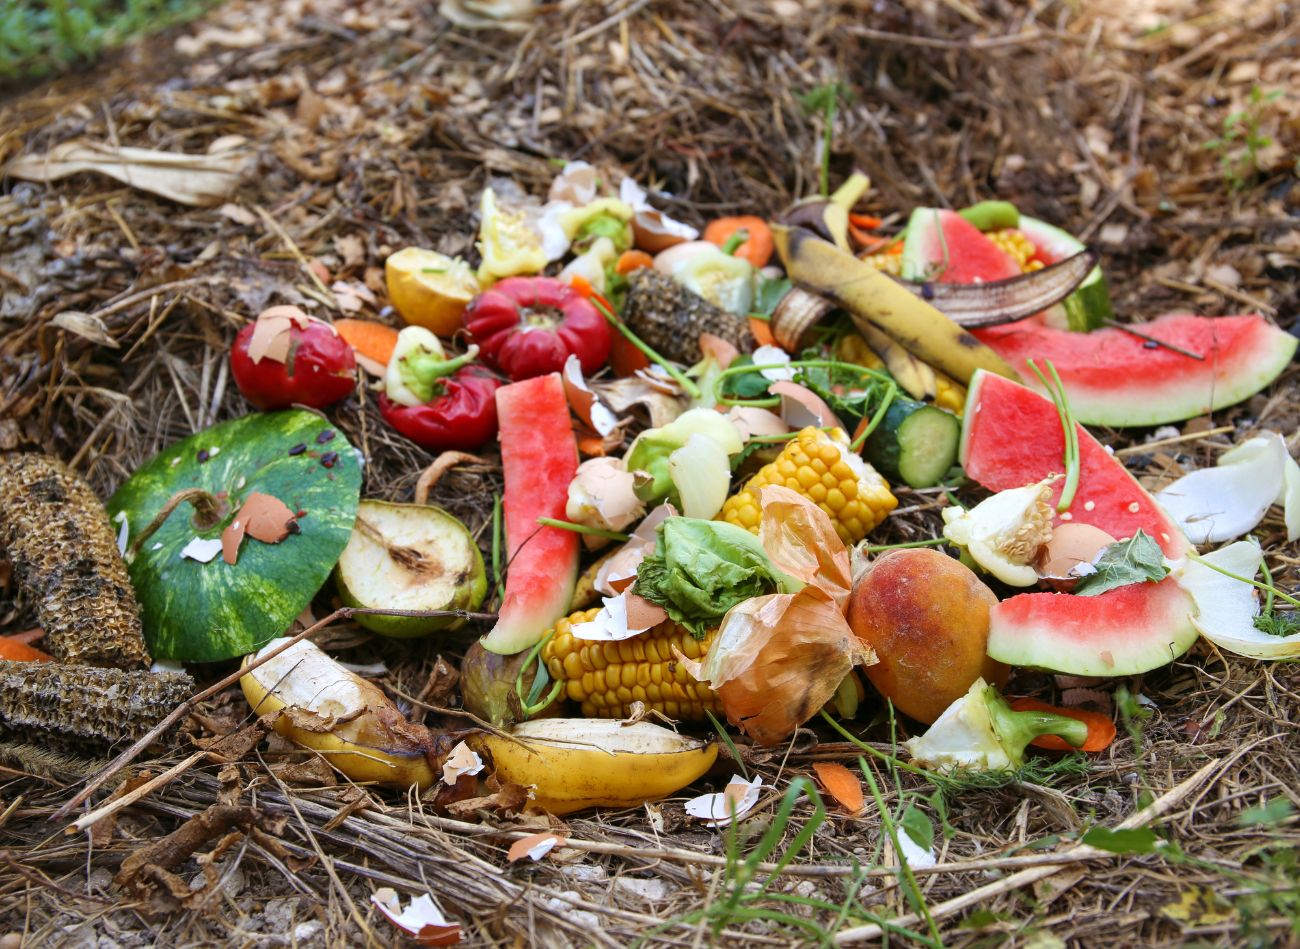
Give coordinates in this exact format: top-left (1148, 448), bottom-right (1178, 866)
top-left (1155, 433), bottom-right (1294, 544)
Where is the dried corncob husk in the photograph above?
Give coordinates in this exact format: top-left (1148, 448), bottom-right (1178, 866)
top-left (0, 660), bottom-right (193, 751)
top-left (621, 268), bottom-right (752, 364)
top-left (0, 453), bottom-right (149, 668)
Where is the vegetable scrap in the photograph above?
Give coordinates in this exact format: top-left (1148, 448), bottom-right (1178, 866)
top-left (1, 82), bottom-right (1296, 947)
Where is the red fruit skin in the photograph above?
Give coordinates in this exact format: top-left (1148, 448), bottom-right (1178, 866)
top-left (463, 276), bottom-right (612, 381)
top-left (230, 322), bottom-right (357, 410)
top-left (377, 368), bottom-right (500, 452)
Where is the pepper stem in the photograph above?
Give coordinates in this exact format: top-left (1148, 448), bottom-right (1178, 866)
top-left (985, 685), bottom-right (1088, 764)
top-left (127, 487), bottom-right (226, 559)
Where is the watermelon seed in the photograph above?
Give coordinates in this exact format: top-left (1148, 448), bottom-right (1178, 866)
top-left (320, 451), bottom-right (339, 468)
top-left (288, 443), bottom-right (307, 456)
top-left (316, 429), bottom-right (337, 444)
top-left (197, 449), bottom-right (209, 463)
top-left (1143, 340), bottom-right (1158, 349)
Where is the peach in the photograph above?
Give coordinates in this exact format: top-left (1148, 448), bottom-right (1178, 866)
top-left (847, 548), bottom-right (1009, 724)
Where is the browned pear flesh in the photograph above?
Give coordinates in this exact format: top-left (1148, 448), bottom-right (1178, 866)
top-left (847, 548), bottom-right (1009, 724)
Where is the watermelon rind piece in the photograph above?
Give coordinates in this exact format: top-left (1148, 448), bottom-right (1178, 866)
top-left (974, 313), bottom-right (1298, 428)
top-left (900, 207), bottom-right (1021, 284)
top-left (481, 373), bottom-right (580, 655)
top-left (960, 370), bottom-right (1190, 560)
top-left (988, 578), bottom-right (1198, 676)
top-left (107, 410), bottom-right (361, 663)
top-left (1018, 216), bottom-right (1113, 332)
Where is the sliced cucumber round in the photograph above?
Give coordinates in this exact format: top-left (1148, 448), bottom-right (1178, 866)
top-left (865, 398), bottom-right (961, 489)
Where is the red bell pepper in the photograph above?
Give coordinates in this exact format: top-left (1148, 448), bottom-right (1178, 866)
top-left (230, 306), bottom-right (356, 410)
top-left (378, 326), bottom-right (500, 451)
top-left (463, 276), bottom-right (612, 381)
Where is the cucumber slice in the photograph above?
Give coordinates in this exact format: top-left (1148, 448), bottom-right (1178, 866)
top-left (865, 398), bottom-right (961, 488)
top-left (1017, 216), bottom-right (1113, 332)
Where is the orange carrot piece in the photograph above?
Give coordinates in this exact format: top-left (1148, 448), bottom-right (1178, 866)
top-left (1010, 697), bottom-right (1117, 753)
top-left (0, 636), bottom-right (53, 662)
top-left (849, 226), bottom-right (890, 252)
top-left (703, 216), bottom-right (774, 268)
top-left (812, 761), bottom-right (865, 813)
top-left (748, 316), bottom-right (776, 348)
top-left (577, 434), bottom-right (609, 457)
top-left (615, 250), bottom-right (655, 275)
top-left (848, 213), bottom-right (883, 230)
top-left (335, 319), bottom-right (399, 366)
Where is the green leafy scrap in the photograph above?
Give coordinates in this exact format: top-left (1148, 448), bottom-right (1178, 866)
top-left (1073, 529), bottom-right (1170, 597)
top-left (1253, 610), bottom-right (1300, 638)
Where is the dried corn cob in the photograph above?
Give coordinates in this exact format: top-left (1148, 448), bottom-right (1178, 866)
top-left (0, 660), bottom-right (192, 751)
top-left (0, 453), bottom-right (149, 668)
top-left (621, 268), bottom-right (752, 364)
top-left (542, 609), bottom-right (723, 721)
top-left (720, 427), bottom-right (896, 545)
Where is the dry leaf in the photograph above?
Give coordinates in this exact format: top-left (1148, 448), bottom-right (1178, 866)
top-left (49, 311), bottom-right (119, 348)
top-left (594, 377), bottom-right (687, 428)
top-left (4, 141), bottom-right (252, 206)
top-left (506, 832), bottom-right (566, 863)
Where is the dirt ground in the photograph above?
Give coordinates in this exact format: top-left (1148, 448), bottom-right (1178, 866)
top-left (1, 0), bottom-right (1298, 946)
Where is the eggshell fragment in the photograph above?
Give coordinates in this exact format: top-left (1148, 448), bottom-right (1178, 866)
top-left (1037, 522), bottom-right (1117, 588)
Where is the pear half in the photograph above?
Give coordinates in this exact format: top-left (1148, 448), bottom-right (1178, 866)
top-left (336, 500), bottom-right (486, 637)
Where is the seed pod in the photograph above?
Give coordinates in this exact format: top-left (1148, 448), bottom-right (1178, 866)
top-left (621, 269), bottom-right (752, 364)
top-left (0, 453), bottom-right (149, 668)
top-left (0, 660), bottom-right (193, 751)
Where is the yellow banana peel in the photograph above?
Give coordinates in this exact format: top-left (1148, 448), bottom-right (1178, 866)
top-left (241, 638), bottom-right (436, 789)
top-left (774, 225), bottom-right (1020, 386)
top-left (476, 718), bottom-right (717, 815)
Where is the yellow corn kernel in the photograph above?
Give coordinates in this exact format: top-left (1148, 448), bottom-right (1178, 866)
top-left (933, 372), bottom-right (967, 416)
top-left (540, 610), bottom-right (722, 721)
top-left (860, 250), bottom-right (903, 276)
top-left (719, 426), bottom-right (896, 545)
top-left (988, 229), bottom-right (1045, 272)
top-left (833, 333), bottom-right (885, 372)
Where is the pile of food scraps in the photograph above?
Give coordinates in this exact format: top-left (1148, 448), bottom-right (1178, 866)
top-left (1, 0), bottom-right (1298, 944)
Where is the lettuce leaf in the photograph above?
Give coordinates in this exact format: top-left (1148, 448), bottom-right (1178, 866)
top-left (634, 518), bottom-right (801, 636)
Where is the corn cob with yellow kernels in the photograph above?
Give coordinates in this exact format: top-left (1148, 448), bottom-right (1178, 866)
top-left (719, 427), bottom-right (895, 545)
top-left (988, 228), bottom-right (1045, 272)
top-left (542, 609), bottom-right (723, 721)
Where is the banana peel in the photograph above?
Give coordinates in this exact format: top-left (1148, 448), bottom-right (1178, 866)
top-left (475, 718), bottom-right (717, 815)
top-left (853, 321), bottom-right (937, 401)
top-left (774, 225), bottom-right (1021, 386)
top-left (241, 638), bottom-right (437, 789)
top-left (781, 171), bottom-right (871, 252)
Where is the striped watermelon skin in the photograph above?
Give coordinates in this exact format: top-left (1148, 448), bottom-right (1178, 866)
top-left (988, 578), bottom-right (1197, 676)
top-left (974, 313), bottom-right (1297, 427)
top-left (107, 410), bottom-right (361, 662)
top-left (960, 370), bottom-right (1189, 560)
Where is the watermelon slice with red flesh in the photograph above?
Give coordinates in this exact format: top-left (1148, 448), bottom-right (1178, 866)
top-left (964, 370), bottom-right (1200, 675)
top-left (988, 578), bottom-right (1198, 676)
top-left (900, 208), bottom-right (1021, 284)
top-left (961, 370), bottom-right (1190, 560)
top-left (480, 373), bottom-right (579, 655)
top-left (974, 313), bottom-right (1297, 428)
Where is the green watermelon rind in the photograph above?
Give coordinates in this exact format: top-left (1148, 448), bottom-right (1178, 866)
top-left (107, 410), bottom-right (361, 662)
top-left (1017, 216), bottom-right (1112, 332)
top-left (987, 579), bottom-right (1199, 676)
top-left (899, 207), bottom-right (1020, 284)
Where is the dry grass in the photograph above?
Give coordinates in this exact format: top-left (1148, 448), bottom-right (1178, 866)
top-left (1, 0), bottom-right (1298, 945)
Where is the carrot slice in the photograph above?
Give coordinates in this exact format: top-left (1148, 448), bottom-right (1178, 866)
top-left (335, 319), bottom-right (399, 366)
top-left (615, 250), bottom-right (655, 275)
top-left (1010, 696), bottom-right (1117, 752)
top-left (848, 213), bottom-right (883, 230)
top-left (703, 216), bottom-right (774, 268)
top-left (812, 761), bottom-right (864, 813)
top-left (0, 636), bottom-right (53, 662)
top-left (748, 316), bottom-right (776, 348)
